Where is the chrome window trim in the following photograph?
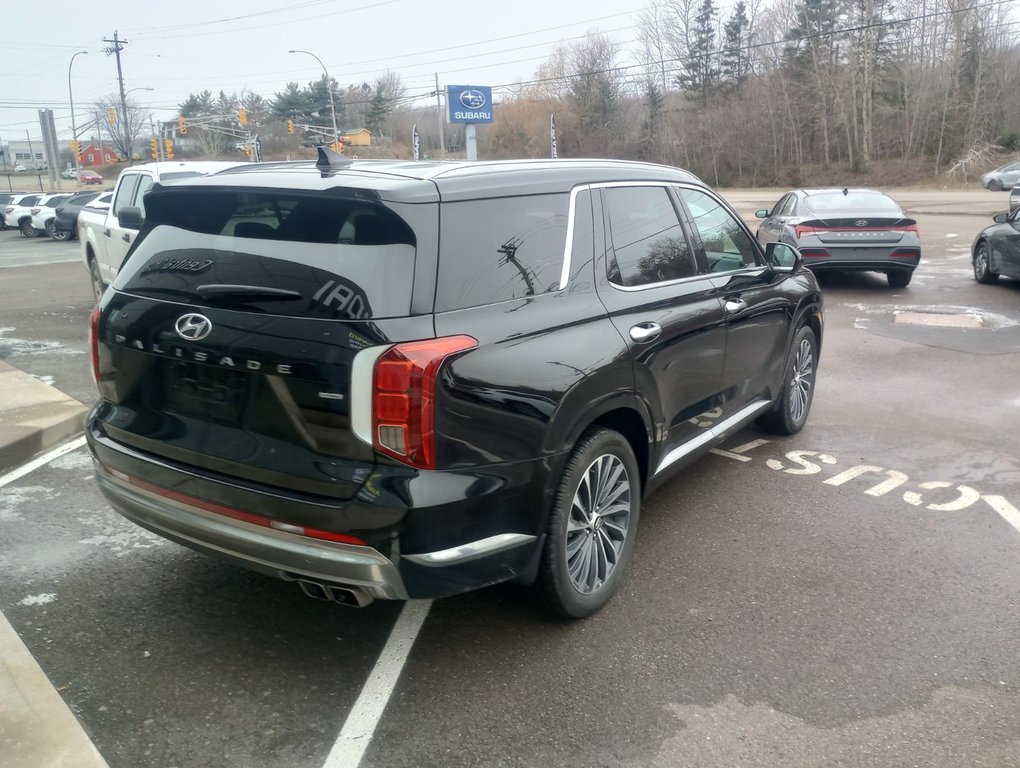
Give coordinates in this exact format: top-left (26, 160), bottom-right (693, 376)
top-left (558, 184), bottom-right (590, 290)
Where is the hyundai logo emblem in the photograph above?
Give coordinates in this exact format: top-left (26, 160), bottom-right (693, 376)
top-left (459, 89), bottom-right (486, 109)
top-left (855, 219), bottom-right (868, 227)
top-left (174, 313), bottom-right (213, 341)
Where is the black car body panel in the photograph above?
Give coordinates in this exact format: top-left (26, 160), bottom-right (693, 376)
top-left (51, 191), bottom-right (101, 237)
top-left (88, 158), bottom-right (823, 607)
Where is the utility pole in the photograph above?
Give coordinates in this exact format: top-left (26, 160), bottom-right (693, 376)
top-left (103, 31), bottom-right (129, 157)
top-left (435, 73), bottom-right (445, 159)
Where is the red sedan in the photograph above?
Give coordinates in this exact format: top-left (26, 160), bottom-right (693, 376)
top-left (79, 170), bottom-right (103, 185)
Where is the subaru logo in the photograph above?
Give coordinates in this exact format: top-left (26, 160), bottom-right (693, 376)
top-left (459, 89), bottom-right (486, 109)
top-left (174, 313), bottom-right (213, 341)
top-left (855, 220), bottom-right (868, 227)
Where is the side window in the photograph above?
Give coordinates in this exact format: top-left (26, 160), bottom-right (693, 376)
top-left (780, 195), bottom-right (798, 216)
top-left (113, 175), bottom-right (141, 217)
top-left (436, 194), bottom-right (570, 311)
top-left (132, 175), bottom-right (155, 216)
top-left (566, 189), bottom-right (595, 286)
top-left (679, 188), bottom-right (759, 272)
top-left (771, 195), bottom-right (789, 216)
top-left (604, 185), bottom-right (696, 287)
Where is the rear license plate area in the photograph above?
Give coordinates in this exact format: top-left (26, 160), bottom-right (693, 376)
top-left (163, 360), bottom-right (250, 425)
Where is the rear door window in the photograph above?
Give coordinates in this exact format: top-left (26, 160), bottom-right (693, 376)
top-left (113, 175), bottom-right (141, 216)
top-left (113, 188), bottom-right (420, 320)
top-left (604, 185), bottom-right (697, 287)
top-left (436, 194), bottom-right (569, 311)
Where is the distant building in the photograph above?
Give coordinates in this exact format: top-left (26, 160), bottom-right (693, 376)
top-left (2, 140), bottom-right (48, 169)
top-left (341, 128), bottom-right (372, 147)
top-left (80, 142), bottom-right (118, 166)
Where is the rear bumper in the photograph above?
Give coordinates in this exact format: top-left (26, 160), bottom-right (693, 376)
top-left (87, 418), bottom-right (548, 601)
top-left (800, 245), bottom-right (920, 272)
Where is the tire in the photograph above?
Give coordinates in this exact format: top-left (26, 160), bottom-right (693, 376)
top-left (887, 269), bottom-right (912, 288)
top-left (89, 258), bottom-right (105, 302)
top-left (988, 179), bottom-right (1003, 192)
top-left (758, 324), bottom-right (818, 436)
top-left (51, 229), bottom-right (71, 242)
top-left (20, 220), bottom-right (39, 238)
top-left (973, 241), bottom-right (998, 284)
top-left (44, 220), bottom-right (56, 238)
top-left (537, 428), bottom-right (640, 618)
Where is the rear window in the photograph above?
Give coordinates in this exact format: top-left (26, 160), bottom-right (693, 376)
top-left (804, 192), bottom-right (900, 212)
top-left (112, 188), bottom-right (418, 320)
top-left (436, 193), bottom-right (569, 311)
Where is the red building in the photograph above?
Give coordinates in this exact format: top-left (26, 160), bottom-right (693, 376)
top-left (80, 142), bottom-right (118, 166)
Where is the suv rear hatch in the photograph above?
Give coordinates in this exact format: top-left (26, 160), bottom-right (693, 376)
top-left (94, 184), bottom-right (432, 501)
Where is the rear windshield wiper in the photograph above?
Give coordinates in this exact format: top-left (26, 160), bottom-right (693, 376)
top-left (196, 284), bottom-right (302, 301)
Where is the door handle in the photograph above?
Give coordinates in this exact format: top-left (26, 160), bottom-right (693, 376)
top-left (103, 228), bottom-right (111, 238)
top-left (629, 322), bottom-right (661, 343)
top-left (122, 233), bottom-right (131, 242)
top-left (724, 298), bottom-right (747, 313)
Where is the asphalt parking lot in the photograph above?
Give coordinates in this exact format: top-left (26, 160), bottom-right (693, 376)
top-left (1, 189), bottom-right (1018, 768)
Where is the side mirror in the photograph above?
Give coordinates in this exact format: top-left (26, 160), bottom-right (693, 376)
top-left (993, 212), bottom-right (1008, 224)
top-left (119, 206), bottom-right (144, 230)
top-left (755, 209), bottom-right (769, 219)
top-left (765, 241), bottom-right (802, 273)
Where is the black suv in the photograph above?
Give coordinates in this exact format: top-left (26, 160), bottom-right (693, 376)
top-left (87, 154), bottom-right (822, 617)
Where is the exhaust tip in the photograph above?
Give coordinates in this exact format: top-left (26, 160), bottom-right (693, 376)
top-left (295, 578), bottom-right (374, 607)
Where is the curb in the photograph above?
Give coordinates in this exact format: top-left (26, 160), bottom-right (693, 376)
top-left (0, 611), bottom-right (110, 768)
top-left (0, 362), bottom-right (87, 472)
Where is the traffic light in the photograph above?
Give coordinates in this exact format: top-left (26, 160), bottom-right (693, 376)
top-left (164, 138), bottom-right (174, 159)
top-left (108, 108), bottom-right (117, 124)
top-left (150, 137), bottom-right (158, 159)
top-left (69, 139), bottom-right (80, 156)
top-left (287, 119), bottom-right (294, 134)
top-left (178, 115), bottom-right (188, 135)
top-left (238, 108), bottom-right (247, 127)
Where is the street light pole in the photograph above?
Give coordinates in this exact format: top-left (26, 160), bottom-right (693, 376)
top-left (67, 50), bottom-right (88, 142)
top-left (288, 49), bottom-right (338, 148)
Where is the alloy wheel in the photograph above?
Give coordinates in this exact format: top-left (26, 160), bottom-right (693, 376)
top-left (788, 337), bottom-right (815, 424)
top-left (565, 453), bottom-right (632, 595)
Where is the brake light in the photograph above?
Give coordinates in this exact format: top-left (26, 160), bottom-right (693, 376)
top-left (799, 248), bottom-right (831, 258)
top-left (89, 306), bottom-right (100, 386)
top-left (372, 335), bottom-right (478, 469)
top-left (899, 224), bottom-right (919, 234)
top-left (795, 225), bottom-right (828, 238)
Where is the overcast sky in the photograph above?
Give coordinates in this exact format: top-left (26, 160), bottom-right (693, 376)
top-left (2, 0), bottom-right (656, 144)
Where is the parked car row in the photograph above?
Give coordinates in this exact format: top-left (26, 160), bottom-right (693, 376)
top-left (1, 189), bottom-right (111, 240)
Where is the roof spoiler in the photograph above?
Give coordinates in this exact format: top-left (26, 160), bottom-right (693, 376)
top-left (316, 145), bottom-right (352, 174)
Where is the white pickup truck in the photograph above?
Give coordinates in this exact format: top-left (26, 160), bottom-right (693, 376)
top-left (80, 161), bottom-right (244, 300)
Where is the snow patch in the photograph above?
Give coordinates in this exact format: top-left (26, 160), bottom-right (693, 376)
top-left (945, 233), bottom-right (959, 238)
top-left (0, 486), bottom-right (48, 522)
top-left (50, 451), bottom-right (95, 472)
top-left (18, 593), bottom-right (56, 606)
top-left (0, 327), bottom-right (83, 357)
top-left (79, 528), bottom-right (166, 556)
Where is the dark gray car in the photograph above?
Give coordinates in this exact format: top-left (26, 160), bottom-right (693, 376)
top-left (973, 207), bottom-right (1020, 284)
top-left (755, 188), bottom-right (921, 288)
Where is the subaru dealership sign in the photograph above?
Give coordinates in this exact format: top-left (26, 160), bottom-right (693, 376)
top-left (447, 85), bottom-right (493, 124)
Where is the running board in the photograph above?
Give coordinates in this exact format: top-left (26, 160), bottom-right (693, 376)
top-left (654, 400), bottom-right (772, 476)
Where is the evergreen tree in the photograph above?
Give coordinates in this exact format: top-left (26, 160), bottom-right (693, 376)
top-left (720, 1), bottom-right (750, 89)
top-left (676, 0), bottom-right (719, 104)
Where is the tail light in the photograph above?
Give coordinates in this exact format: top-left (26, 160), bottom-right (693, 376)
top-left (799, 248), bottom-right (831, 258)
top-left (89, 306), bottom-right (100, 386)
top-left (371, 336), bottom-right (478, 469)
top-left (898, 224), bottom-right (919, 234)
top-left (795, 225), bottom-right (828, 238)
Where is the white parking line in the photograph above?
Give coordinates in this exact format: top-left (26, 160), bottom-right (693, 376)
top-left (0, 435), bottom-right (86, 489)
top-left (323, 599), bottom-right (433, 768)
